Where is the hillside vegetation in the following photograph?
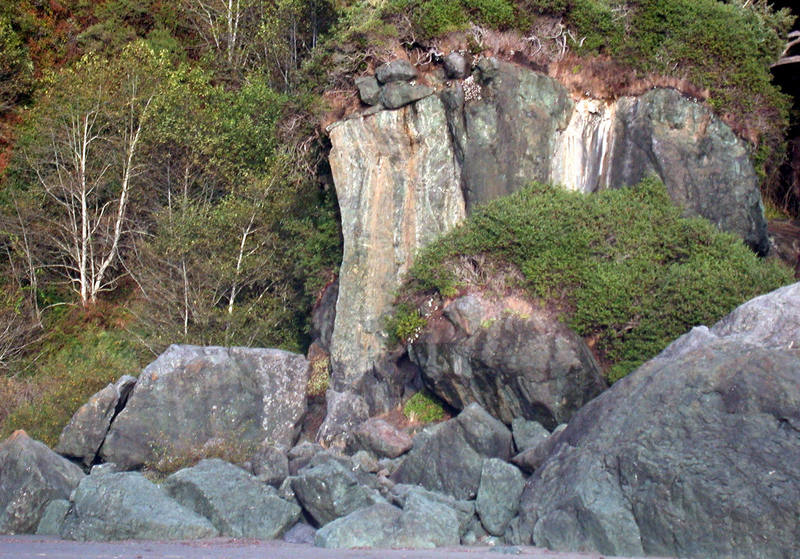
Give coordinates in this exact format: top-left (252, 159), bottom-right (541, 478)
top-left (0, 0), bottom-right (795, 436)
top-left (392, 179), bottom-right (793, 382)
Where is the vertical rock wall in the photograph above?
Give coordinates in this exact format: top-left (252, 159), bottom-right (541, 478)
top-left (327, 95), bottom-right (466, 401)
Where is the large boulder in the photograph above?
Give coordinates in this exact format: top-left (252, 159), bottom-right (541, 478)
top-left (60, 471), bottom-right (218, 541)
top-left (351, 417), bottom-right (413, 458)
top-left (55, 375), bottom-right (136, 466)
top-left (609, 88), bottom-right (768, 254)
top-left (314, 496), bottom-right (460, 549)
top-left (291, 454), bottom-right (386, 526)
top-left (410, 294), bottom-right (605, 428)
top-left (375, 60), bottom-right (418, 84)
top-left (381, 82), bottom-right (434, 110)
top-left (0, 431), bottom-right (85, 534)
top-left (392, 403), bottom-right (512, 500)
top-left (518, 282), bottom-right (800, 558)
top-left (163, 459), bottom-right (300, 539)
top-left (100, 345), bottom-right (309, 470)
top-left (476, 458), bottom-right (525, 536)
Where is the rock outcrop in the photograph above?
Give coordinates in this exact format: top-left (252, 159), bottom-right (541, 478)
top-left (101, 345), bottom-right (309, 470)
top-left (409, 294), bottom-right (606, 428)
top-left (0, 431), bottom-right (85, 534)
top-left (327, 93), bottom-right (466, 419)
top-left (328, 57), bottom-right (769, 415)
top-left (517, 282), bottom-right (800, 558)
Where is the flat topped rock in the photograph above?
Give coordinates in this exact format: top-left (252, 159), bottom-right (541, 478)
top-left (60, 471), bottom-right (218, 541)
top-left (375, 60), bottom-right (418, 84)
top-left (100, 345), bottom-right (309, 470)
top-left (381, 82), bottom-right (433, 110)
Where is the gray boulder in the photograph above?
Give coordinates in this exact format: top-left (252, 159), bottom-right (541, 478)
top-left (443, 52), bottom-right (471, 79)
top-left (512, 418), bottom-right (550, 452)
top-left (410, 295), bottom-right (606, 428)
top-left (351, 418), bottom-right (412, 458)
top-left (511, 424), bottom-right (567, 474)
top-left (291, 454), bottom-right (385, 526)
top-left (315, 389), bottom-right (369, 450)
top-left (61, 471), bottom-right (217, 540)
top-left (101, 345), bottom-right (309, 470)
top-left (250, 444), bottom-right (289, 486)
top-left (518, 282), bottom-right (800, 558)
top-left (315, 503), bottom-right (402, 548)
top-left (355, 76), bottom-right (381, 106)
top-left (390, 484), bottom-right (475, 536)
top-left (35, 500), bottom-right (70, 536)
top-left (375, 60), bottom-right (417, 84)
top-left (163, 459), bottom-right (300, 539)
top-left (381, 82), bottom-right (434, 110)
top-left (314, 496), bottom-right (460, 549)
top-left (0, 431), bottom-right (85, 534)
top-left (476, 458), bottom-right (525, 536)
top-left (55, 375), bottom-right (136, 466)
top-left (394, 490), bottom-right (460, 547)
top-left (283, 522), bottom-right (316, 544)
top-left (392, 403), bottom-right (512, 499)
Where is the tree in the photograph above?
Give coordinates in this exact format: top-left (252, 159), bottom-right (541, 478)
top-left (8, 43), bottom-right (168, 307)
top-left (131, 73), bottom-right (340, 350)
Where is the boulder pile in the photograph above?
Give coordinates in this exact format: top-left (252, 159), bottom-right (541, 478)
top-left (1, 262), bottom-right (798, 557)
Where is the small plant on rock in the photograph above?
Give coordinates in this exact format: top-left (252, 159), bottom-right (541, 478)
top-left (403, 390), bottom-right (447, 424)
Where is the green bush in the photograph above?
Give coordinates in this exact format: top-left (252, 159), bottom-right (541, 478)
top-left (398, 178), bottom-right (793, 382)
top-left (385, 303), bottom-right (428, 346)
top-left (403, 390), bottom-right (447, 423)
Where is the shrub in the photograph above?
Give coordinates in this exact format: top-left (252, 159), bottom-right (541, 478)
top-left (403, 390), bottom-right (448, 423)
top-left (385, 303), bottom-right (428, 346)
top-left (397, 178), bottom-right (793, 382)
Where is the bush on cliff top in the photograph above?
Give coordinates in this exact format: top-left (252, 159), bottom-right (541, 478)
top-left (395, 178), bottom-right (794, 382)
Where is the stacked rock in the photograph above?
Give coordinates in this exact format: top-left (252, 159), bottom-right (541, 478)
top-left (355, 60), bottom-right (433, 110)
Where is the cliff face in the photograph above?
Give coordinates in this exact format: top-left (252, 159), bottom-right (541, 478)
top-left (327, 59), bottom-right (768, 412)
top-left (327, 95), bottom-right (465, 402)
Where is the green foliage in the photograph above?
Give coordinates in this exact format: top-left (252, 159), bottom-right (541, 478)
top-left (403, 390), bottom-right (447, 424)
top-left (400, 179), bottom-right (793, 382)
top-left (133, 69), bottom-right (341, 351)
top-left (307, 354), bottom-right (330, 398)
top-left (385, 303), bottom-right (428, 346)
top-left (0, 319), bottom-right (144, 447)
top-left (0, 14), bottom-right (33, 111)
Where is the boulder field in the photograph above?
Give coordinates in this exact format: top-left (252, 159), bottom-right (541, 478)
top-left (0, 282), bottom-right (798, 558)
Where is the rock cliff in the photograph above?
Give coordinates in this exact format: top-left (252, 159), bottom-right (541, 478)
top-left (326, 59), bottom-right (769, 414)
